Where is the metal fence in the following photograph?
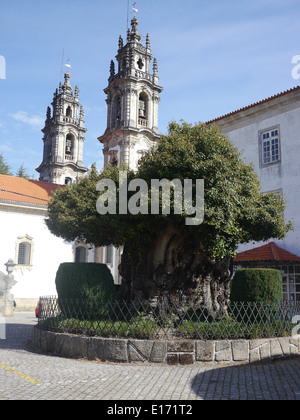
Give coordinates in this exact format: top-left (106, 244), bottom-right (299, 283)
top-left (37, 296), bottom-right (300, 341)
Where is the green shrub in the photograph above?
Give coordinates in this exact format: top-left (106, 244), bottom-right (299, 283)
top-left (55, 263), bottom-right (116, 319)
top-left (231, 268), bottom-right (282, 304)
top-left (230, 268), bottom-right (282, 323)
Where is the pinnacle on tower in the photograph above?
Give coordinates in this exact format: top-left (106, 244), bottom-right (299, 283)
top-left (129, 17), bottom-right (141, 42)
top-left (119, 35), bottom-right (124, 49)
top-left (146, 33), bottom-right (150, 49)
top-left (153, 58), bottom-right (158, 75)
top-left (62, 72), bottom-right (72, 93)
top-left (110, 60), bottom-right (115, 78)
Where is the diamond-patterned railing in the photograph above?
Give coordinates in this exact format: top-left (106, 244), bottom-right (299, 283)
top-left (37, 297), bottom-right (300, 340)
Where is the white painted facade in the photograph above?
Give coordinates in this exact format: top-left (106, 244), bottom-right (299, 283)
top-left (212, 86), bottom-right (300, 257)
top-left (0, 202), bottom-right (71, 306)
top-left (0, 199), bottom-right (97, 308)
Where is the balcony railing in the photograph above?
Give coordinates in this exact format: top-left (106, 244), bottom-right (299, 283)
top-left (138, 118), bottom-right (148, 128)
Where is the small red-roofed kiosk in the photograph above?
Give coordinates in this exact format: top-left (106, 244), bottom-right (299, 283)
top-left (234, 242), bottom-right (300, 301)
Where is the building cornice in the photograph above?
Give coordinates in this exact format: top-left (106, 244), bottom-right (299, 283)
top-left (0, 199), bottom-right (48, 215)
top-left (207, 85), bottom-right (300, 131)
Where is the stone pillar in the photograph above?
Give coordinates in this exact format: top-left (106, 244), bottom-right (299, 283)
top-left (0, 260), bottom-right (17, 317)
top-left (120, 139), bottom-right (131, 166)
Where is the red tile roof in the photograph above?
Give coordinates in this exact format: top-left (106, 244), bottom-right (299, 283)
top-left (206, 85), bottom-right (300, 125)
top-left (0, 174), bottom-right (64, 206)
top-left (234, 242), bottom-right (300, 263)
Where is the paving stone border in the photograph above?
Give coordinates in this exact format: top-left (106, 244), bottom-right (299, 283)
top-left (31, 327), bottom-right (300, 365)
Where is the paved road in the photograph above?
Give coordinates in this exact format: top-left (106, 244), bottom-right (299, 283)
top-left (0, 312), bottom-right (299, 401)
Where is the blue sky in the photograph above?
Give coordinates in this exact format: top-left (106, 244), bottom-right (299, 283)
top-left (1, 0), bottom-right (300, 176)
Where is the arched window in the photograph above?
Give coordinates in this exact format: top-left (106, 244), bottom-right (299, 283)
top-left (66, 106), bottom-right (72, 118)
top-left (75, 246), bottom-right (87, 263)
top-left (109, 150), bottom-right (118, 167)
top-left (16, 235), bottom-right (34, 269)
top-left (65, 177), bottom-right (72, 186)
top-left (113, 93), bottom-right (121, 127)
top-left (65, 134), bottom-right (74, 156)
top-left (138, 93), bottom-right (147, 119)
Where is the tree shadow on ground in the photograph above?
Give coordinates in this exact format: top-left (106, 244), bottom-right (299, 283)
top-left (0, 322), bottom-right (35, 351)
top-left (190, 358), bottom-right (300, 400)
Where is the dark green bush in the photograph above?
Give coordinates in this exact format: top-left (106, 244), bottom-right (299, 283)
top-left (55, 263), bottom-right (115, 319)
top-left (231, 268), bottom-right (282, 304)
top-left (230, 268), bottom-right (282, 323)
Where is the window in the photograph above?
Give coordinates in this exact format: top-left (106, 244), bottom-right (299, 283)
top-left (137, 58), bottom-right (144, 70)
top-left (75, 246), bottom-right (87, 263)
top-left (138, 93), bottom-right (147, 119)
top-left (281, 265), bottom-right (300, 302)
top-left (65, 177), bottom-right (72, 186)
top-left (261, 128), bottom-right (280, 166)
top-left (108, 150), bottom-right (118, 167)
top-left (18, 242), bottom-right (31, 265)
top-left (15, 235), bottom-right (34, 271)
top-left (106, 245), bottom-right (113, 264)
top-left (65, 134), bottom-right (73, 155)
top-left (66, 106), bottom-right (72, 118)
top-left (113, 93), bottom-right (121, 127)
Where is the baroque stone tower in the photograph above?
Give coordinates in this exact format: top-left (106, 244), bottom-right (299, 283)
top-left (98, 17), bottom-right (163, 170)
top-left (36, 72), bottom-right (88, 185)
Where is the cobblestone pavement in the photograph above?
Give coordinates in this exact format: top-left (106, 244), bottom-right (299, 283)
top-left (0, 313), bottom-right (299, 401)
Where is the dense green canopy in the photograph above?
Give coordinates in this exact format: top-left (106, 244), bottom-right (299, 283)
top-left (46, 122), bottom-right (291, 259)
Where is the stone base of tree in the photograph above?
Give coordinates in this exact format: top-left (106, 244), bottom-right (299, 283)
top-left (31, 327), bottom-right (300, 365)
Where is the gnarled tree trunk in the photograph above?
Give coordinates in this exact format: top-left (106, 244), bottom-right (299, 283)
top-left (118, 226), bottom-right (232, 318)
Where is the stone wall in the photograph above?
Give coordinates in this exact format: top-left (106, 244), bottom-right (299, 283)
top-left (31, 327), bottom-right (300, 365)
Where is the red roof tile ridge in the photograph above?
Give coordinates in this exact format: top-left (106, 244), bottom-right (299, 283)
top-left (270, 242), bottom-right (280, 260)
top-left (0, 174), bottom-right (64, 205)
top-left (0, 173), bottom-right (60, 187)
top-left (235, 241), bottom-right (300, 263)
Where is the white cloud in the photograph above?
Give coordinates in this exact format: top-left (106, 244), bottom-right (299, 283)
top-left (0, 144), bottom-right (13, 153)
top-left (9, 111), bottom-right (44, 130)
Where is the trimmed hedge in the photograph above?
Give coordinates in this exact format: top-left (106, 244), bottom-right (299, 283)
top-left (230, 269), bottom-right (283, 323)
top-left (55, 263), bottom-right (115, 319)
top-left (231, 268), bottom-right (282, 304)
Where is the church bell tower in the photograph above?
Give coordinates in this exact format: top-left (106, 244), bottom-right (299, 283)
top-left (98, 17), bottom-right (163, 170)
top-left (36, 72), bottom-right (88, 185)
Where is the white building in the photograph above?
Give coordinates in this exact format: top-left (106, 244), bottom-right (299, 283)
top-left (0, 176), bottom-right (67, 309)
top-left (209, 86), bottom-right (300, 302)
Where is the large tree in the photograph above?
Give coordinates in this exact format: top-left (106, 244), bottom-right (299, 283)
top-left (46, 122), bottom-right (291, 316)
top-left (0, 153), bottom-right (13, 176)
top-left (16, 164), bottom-right (31, 179)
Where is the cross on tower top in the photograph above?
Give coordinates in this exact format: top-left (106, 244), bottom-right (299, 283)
top-left (133, 2), bottom-right (139, 17)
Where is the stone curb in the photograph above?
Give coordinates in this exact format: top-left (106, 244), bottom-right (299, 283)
top-left (31, 327), bottom-right (300, 365)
